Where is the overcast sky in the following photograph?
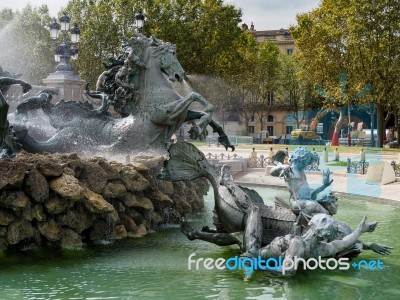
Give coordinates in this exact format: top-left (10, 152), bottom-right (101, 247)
top-left (0, 0), bottom-right (321, 30)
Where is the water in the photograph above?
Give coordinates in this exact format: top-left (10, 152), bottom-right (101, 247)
top-left (0, 186), bottom-right (399, 300)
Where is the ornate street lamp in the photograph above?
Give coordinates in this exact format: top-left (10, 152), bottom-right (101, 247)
top-left (48, 12), bottom-right (80, 72)
top-left (135, 9), bottom-right (145, 32)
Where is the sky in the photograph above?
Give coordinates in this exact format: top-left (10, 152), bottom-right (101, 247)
top-left (0, 0), bottom-right (321, 30)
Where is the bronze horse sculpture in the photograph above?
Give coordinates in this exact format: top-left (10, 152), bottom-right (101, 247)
top-left (10, 35), bottom-right (234, 155)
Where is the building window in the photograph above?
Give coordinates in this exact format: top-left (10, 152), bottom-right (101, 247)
top-left (267, 115), bottom-right (274, 122)
top-left (248, 126), bottom-right (255, 133)
top-left (287, 48), bottom-right (293, 55)
top-left (267, 93), bottom-right (274, 105)
top-left (267, 126), bottom-right (274, 136)
top-left (286, 126), bottom-right (293, 134)
top-left (249, 115), bottom-right (255, 122)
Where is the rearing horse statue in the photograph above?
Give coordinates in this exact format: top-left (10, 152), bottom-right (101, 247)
top-left (11, 35), bottom-right (234, 155)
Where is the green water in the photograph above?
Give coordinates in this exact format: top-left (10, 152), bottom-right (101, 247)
top-left (0, 187), bottom-right (399, 300)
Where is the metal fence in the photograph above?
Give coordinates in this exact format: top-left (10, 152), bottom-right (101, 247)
top-left (205, 153), bottom-right (243, 160)
top-left (206, 135), bottom-right (253, 146)
top-left (346, 158), bottom-right (369, 175)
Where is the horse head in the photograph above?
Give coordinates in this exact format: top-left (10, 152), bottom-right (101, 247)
top-left (149, 37), bottom-right (185, 82)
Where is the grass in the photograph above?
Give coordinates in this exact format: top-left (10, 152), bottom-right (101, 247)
top-left (326, 161), bottom-right (348, 166)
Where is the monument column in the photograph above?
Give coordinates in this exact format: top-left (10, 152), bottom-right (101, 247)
top-left (43, 13), bottom-right (85, 102)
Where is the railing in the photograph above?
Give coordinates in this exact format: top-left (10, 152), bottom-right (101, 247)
top-left (247, 155), bottom-right (274, 168)
top-left (390, 161), bottom-right (400, 177)
top-left (206, 135), bottom-right (253, 146)
top-left (346, 158), bottom-right (369, 175)
top-left (205, 153), bottom-right (243, 160)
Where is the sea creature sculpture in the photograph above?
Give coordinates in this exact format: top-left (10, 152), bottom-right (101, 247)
top-left (159, 142), bottom-right (391, 275)
top-left (0, 76), bottom-right (32, 158)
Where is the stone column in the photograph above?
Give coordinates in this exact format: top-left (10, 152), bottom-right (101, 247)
top-left (42, 70), bottom-right (85, 102)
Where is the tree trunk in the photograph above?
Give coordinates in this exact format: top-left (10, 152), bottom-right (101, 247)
top-left (376, 103), bottom-right (384, 147)
top-left (395, 108), bottom-right (399, 144)
top-left (331, 107), bottom-right (346, 146)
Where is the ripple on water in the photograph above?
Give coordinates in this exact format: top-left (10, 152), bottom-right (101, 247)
top-left (0, 187), bottom-right (398, 299)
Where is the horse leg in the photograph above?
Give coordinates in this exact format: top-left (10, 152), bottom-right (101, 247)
top-left (164, 92), bottom-right (213, 138)
top-left (185, 110), bottom-right (235, 151)
top-left (181, 219), bottom-right (242, 248)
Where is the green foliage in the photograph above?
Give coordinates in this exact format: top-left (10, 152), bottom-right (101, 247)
top-left (0, 5), bottom-right (54, 84)
top-left (65, 0), bottom-right (243, 86)
top-left (292, 0), bottom-right (400, 108)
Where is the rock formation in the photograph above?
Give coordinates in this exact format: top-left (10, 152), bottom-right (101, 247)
top-left (0, 152), bottom-right (208, 250)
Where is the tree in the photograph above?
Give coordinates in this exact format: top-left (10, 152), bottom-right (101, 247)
top-left (291, 0), bottom-right (400, 147)
top-left (66, 0), bottom-right (243, 86)
top-left (277, 54), bottom-right (308, 129)
top-left (0, 5), bottom-right (54, 84)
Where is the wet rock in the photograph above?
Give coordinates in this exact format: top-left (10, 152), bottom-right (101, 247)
top-left (114, 201), bottom-right (126, 212)
top-left (106, 210), bottom-right (120, 223)
top-left (119, 213), bottom-right (138, 232)
top-left (83, 188), bottom-right (115, 214)
top-left (126, 209), bottom-right (143, 225)
top-left (112, 225), bottom-right (127, 240)
top-left (38, 219), bottom-right (61, 241)
top-left (131, 155), bottom-right (164, 170)
top-left (145, 190), bottom-right (173, 210)
top-left (7, 219), bottom-right (34, 245)
top-left (103, 181), bottom-right (127, 199)
top-left (25, 169), bottom-right (49, 203)
top-left (130, 223), bottom-right (147, 238)
top-left (150, 211), bottom-right (163, 227)
top-left (63, 167), bottom-right (75, 176)
top-left (92, 158), bottom-right (120, 180)
top-left (31, 204), bottom-right (47, 222)
top-left (44, 195), bottom-right (73, 215)
top-left (0, 160), bottom-right (27, 189)
top-left (79, 162), bottom-right (108, 194)
top-left (0, 209), bottom-right (15, 226)
top-left (49, 174), bottom-right (84, 201)
top-left (58, 207), bottom-right (93, 233)
top-left (0, 191), bottom-right (30, 211)
top-left (120, 166), bottom-right (150, 192)
top-left (134, 196), bottom-right (154, 211)
top-left (0, 226), bottom-right (7, 237)
top-left (122, 193), bottom-right (138, 207)
top-left (37, 160), bottom-right (63, 177)
top-left (157, 180), bottom-right (174, 196)
top-left (89, 219), bottom-right (112, 240)
top-left (0, 238), bottom-right (7, 250)
top-left (174, 195), bottom-right (193, 214)
top-left (60, 228), bottom-right (83, 249)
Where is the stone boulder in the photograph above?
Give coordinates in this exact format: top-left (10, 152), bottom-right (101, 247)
top-left (38, 219), bottom-right (61, 241)
top-left (37, 160), bottom-right (63, 177)
top-left (103, 181), bottom-right (127, 199)
top-left (44, 195), bottom-right (73, 215)
top-left (7, 219), bottom-right (34, 245)
top-left (60, 228), bottom-right (83, 249)
top-left (83, 188), bottom-right (115, 214)
top-left (0, 191), bottom-right (30, 211)
top-left (0, 160), bottom-right (27, 189)
top-left (25, 169), bottom-right (49, 203)
top-left (120, 166), bottom-right (150, 192)
top-left (49, 174), bottom-right (84, 201)
top-left (79, 162), bottom-right (109, 194)
top-left (0, 209), bottom-right (16, 226)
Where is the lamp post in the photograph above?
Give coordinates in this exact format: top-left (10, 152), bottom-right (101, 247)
top-left (48, 12), bottom-right (80, 72)
top-left (135, 9), bottom-right (145, 33)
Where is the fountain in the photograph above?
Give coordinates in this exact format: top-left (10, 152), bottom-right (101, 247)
top-left (0, 31), bottom-right (392, 281)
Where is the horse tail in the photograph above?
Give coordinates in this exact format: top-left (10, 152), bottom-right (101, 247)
top-left (158, 141), bottom-right (218, 182)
